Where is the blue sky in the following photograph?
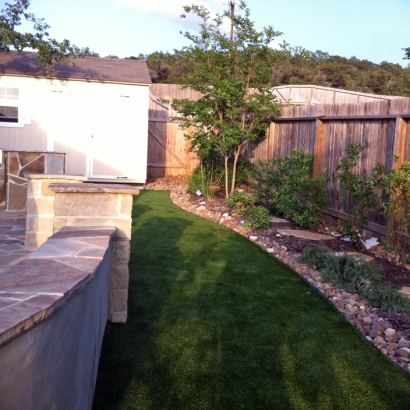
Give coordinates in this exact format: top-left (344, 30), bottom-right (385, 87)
top-left (12, 0), bottom-right (410, 66)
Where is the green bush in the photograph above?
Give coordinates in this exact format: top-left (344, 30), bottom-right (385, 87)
top-left (244, 205), bottom-right (271, 229)
top-left (187, 162), bottom-right (223, 199)
top-left (298, 246), bottom-right (410, 311)
top-left (201, 154), bottom-right (255, 188)
top-left (380, 161), bottom-right (410, 257)
top-left (335, 143), bottom-right (384, 241)
top-left (251, 149), bottom-right (329, 228)
top-left (187, 166), bottom-right (203, 194)
top-left (226, 190), bottom-right (255, 215)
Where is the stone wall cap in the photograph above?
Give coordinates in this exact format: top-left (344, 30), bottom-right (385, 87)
top-left (0, 226), bottom-right (116, 347)
top-left (27, 174), bottom-right (88, 180)
top-left (2, 150), bottom-right (66, 154)
top-left (49, 182), bottom-right (140, 195)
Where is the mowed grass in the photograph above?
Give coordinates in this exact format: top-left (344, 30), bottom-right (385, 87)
top-left (93, 190), bottom-right (410, 410)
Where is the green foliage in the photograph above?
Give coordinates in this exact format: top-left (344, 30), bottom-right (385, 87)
top-left (139, 46), bottom-right (410, 97)
top-left (201, 154), bottom-right (254, 189)
top-left (251, 149), bottom-right (329, 228)
top-left (225, 190), bottom-right (270, 228)
top-left (0, 0), bottom-right (95, 72)
top-left (172, 1), bottom-right (283, 197)
top-left (298, 247), bottom-right (410, 311)
top-left (380, 161), bottom-right (410, 256)
top-left (187, 162), bottom-right (223, 199)
top-left (226, 189), bottom-right (255, 215)
top-left (244, 205), bottom-right (271, 229)
top-left (335, 143), bottom-right (384, 241)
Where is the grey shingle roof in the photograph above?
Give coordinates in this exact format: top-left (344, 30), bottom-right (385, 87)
top-left (0, 50), bottom-right (152, 85)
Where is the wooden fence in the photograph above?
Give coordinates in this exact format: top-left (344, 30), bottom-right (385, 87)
top-left (252, 98), bottom-right (410, 238)
top-left (147, 84), bottom-right (410, 238)
top-left (147, 84), bottom-right (402, 179)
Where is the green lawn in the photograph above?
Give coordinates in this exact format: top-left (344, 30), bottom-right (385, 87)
top-left (93, 190), bottom-right (410, 410)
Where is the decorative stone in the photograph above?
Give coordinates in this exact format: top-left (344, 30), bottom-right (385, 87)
top-left (19, 155), bottom-right (45, 177)
top-left (270, 217), bottom-right (289, 223)
top-left (385, 328), bottom-right (396, 337)
top-left (277, 229), bottom-right (335, 241)
top-left (396, 348), bottom-right (410, 358)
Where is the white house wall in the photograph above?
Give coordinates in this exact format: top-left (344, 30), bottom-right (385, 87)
top-left (0, 75), bottom-right (150, 182)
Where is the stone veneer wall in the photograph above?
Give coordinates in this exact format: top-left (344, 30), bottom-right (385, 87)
top-left (0, 226), bottom-right (116, 410)
top-left (4, 151), bottom-right (66, 211)
top-left (24, 178), bottom-right (139, 323)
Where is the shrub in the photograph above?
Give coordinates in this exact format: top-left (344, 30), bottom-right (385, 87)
top-left (298, 246), bottom-right (410, 311)
top-left (226, 190), bottom-right (255, 216)
top-left (244, 205), bottom-right (271, 229)
top-left (201, 155), bottom-right (255, 188)
top-left (251, 149), bottom-right (329, 228)
top-left (380, 161), bottom-right (410, 258)
top-left (187, 162), bottom-right (223, 199)
top-left (335, 143), bottom-right (384, 241)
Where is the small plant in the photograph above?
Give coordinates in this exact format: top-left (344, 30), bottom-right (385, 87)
top-left (226, 190), bottom-right (255, 208)
top-left (251, 149), bottom-right (329, 228)
top-left (187, 162), bottom-right (223, 199)
top-left (298, 246), bottom-right (410, 311)
top-left (226, 190), bottom-right (270, 229)
top-left (380, 160), bottom-right (410, 258)
top-left (244, 205), bottom-right (271, 229)
top-left (335, 143), bottom-right (384, 241)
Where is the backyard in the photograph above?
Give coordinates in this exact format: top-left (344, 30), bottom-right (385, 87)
top-left (93, 190), bottom-right (410, 410)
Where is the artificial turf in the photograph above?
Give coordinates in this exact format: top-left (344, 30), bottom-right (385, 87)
top-left (93, 190), bottom-right (410, 410)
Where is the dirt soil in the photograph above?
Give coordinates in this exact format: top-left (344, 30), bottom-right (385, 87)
top-left (145, 176), bottom-right (410, 338)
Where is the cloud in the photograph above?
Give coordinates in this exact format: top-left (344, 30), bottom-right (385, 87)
top-left (114, 0), bottom-right (223, 24)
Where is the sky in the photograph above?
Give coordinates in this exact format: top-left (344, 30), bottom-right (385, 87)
top-left (10, 0), bottom-right (410, 67)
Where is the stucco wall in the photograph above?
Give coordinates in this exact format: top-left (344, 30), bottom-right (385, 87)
top-left (0, 226), bottom-right (116, 410)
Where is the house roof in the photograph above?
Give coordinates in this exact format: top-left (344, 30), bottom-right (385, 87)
top-left (0, 50), bottom-right (152, 85)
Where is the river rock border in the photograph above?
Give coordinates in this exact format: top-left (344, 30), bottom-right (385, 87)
top-left (144, 177), bottom-right (410, 373)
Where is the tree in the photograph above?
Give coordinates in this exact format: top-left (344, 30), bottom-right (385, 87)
top-left (404, 47), bottom-right (410, 60)
top-left (171, 1), bottom-right (283, 197)
top-left (0, 0), bottom-right (95, 72)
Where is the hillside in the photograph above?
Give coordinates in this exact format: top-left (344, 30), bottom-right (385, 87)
top-left (138, 48), bottom-right (410, 97)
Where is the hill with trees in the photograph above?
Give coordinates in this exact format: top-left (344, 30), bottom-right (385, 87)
top-left (137, 47), bottom-right (410, 97)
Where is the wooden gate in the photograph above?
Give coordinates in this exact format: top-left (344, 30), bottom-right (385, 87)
top-left (147, 113), bottom-right (200, 179)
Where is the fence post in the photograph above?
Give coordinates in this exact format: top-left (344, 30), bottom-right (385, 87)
top-left (185, 125), bottom-right (193, 175)
top-left (392, 117), bottom-right (408, 169)
top-left (268, 121), bottom-right (275, 160)
top-left (313, 119), bottom-right (324, 177)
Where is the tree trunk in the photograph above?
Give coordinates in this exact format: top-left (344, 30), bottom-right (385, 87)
top-left (230, 149), bottom-right (240, 194)
top-left (224, 155), bottom-right (230, 198)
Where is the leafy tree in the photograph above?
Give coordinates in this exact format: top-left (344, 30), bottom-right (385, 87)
top-left (172, 1), bottom-right (282, 197)
top-left (404, 47), bottom-right (410, 60)
top-left (0, 0), bottom-right (95, 72)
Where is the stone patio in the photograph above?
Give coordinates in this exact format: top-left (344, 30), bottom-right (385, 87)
top-left (0, 205), bottom-right (31, 274)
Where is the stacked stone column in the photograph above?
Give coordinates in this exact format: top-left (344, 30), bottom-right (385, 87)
top-left (51, 184), bottom-right (137, 323)
top-left (25, 175), bottom-right (87, 249)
